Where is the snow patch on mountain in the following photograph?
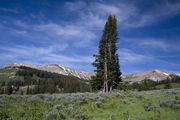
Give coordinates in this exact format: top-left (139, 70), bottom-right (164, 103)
top-left (162, 72), bottom-right (169, 76)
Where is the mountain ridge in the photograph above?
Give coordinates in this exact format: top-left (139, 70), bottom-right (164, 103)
top-left (122, 69), bottom-right (179, 82)
top-left (4, 63), bottom-right (180, 82)
top-left (5, 63), bottom-right (93, 80)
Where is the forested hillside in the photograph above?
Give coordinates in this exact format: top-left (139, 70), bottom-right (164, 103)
top-left (0, 66), bottom-right (91, 94)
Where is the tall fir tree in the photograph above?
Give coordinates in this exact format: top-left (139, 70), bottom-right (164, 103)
top-left (91, 15), bottom-right (121, 93)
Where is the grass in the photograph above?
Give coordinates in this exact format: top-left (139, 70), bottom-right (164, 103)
top-left (0, 89), bottom-right (180, 120)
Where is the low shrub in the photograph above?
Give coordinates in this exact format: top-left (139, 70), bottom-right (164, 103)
top-left (160, 100), bottom-right (180, 109)
top-left (44, 104), bottom-right (88, 120)
top-left (144, 102), bottom-right (160, 112)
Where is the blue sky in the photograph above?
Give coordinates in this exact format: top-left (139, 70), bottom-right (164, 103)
top-left (0, 0), bottom-right (180, 74)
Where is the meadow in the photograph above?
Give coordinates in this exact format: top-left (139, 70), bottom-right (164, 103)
top-left (0, 88), bottom-right (180, 120)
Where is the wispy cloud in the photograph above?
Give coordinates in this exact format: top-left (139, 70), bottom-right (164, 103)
top-left (65, 1), bottom-right (87, 11)
top-left (11, 19), bottom-right (98, 48)
top-left (0, 7), bottom-right (19, 14)
top-left (0, 44), bottom-right (93, 70)
top-left (0, 0), bottom-right (179, 73)
top-left (125, 0), bottom-right (180, 27)
top-left (119, 48), bottom-right (180, 74)
top-left (65, 1), bottom-right (137, 28)
top-left (119, 48), bottom-right (180, 68)
top-left (120, 48), bottom-right (149, 63)
top-left (139, 40), bottom-right (169, 51)
top-left (36, 23), bottom-right (97, 44)
top-left (122, 37), bottom-right (180, 52)
top-left (64, 0), bottom-right (180, 28)
top-left (1, 44), bottom-right (68, 56)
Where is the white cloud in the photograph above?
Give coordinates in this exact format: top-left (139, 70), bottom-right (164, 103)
top-left (93, 3), bottom-right (137, 24)
top-left (66, 1), bottom-right (137, 28)
top-left (0, 44), bottom-right (68, 56)
top-left (92, 2), bottom-right (121, 15)
top-left (120, 48), bottom-right (150, 63)
top-left (122, 37), bottom-right (180, 52)
top-left (13, 29), bottom-right (28, 35)
top-left (119, 48), bottom-right (180, 68)
top-left (0, 0), bottom-right (180, 72)
top-left (65, 0), bottom-right (180, 28)
top-left (0, 44), bottom-right (93, 70)
top-left (1, 46), bottom-right (45, 56)
top-left (0, 7), bottom-right (19, 14)
top-left (8, 0), bottom-right (180, 51)
top-left (65, 1), bottom-right (87, 11)
top-left (125, 0), bottom-right (180, 27)
top-left (12, 20), bottom-right (97, 48)
top-left (0, 44), bottom-right (91, 62)
top-left (36, 23), bottom-right (97, 41)
top-left (14, 20), bottom-right (29, 28)
top-left (43, 54), bottom-right (92, 63)
top-left (80, 12), bottom-right (106, 29)
top-left (139, 40), bottom-right (169, 51)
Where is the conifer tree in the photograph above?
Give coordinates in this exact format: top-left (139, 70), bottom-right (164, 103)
top-left (91, 15), bottom-right (121, 93)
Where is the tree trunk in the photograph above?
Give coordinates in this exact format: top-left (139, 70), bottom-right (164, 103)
top-left (110, 85), bottom-right (112, 92)
top-left (103, 50), bottom-right (109, 93)
top-left (103, 81), bottom-right (107, 93)
top-left (106, 81), bottom-right (108, 93)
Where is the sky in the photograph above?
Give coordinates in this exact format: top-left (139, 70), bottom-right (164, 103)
top-left (0, 0), bottom-right (180, 74)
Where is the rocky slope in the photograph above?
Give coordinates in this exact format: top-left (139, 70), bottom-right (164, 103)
top-left (122, 69), bottom-right (171, 82)
top-left (5, 63), bottom-right (93, 80)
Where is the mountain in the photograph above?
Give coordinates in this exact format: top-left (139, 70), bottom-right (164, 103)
top-left (122, 69), bottom-right (177, 82)
top-left (3, 64), bottom-right (179, 82)
top-left (5, 63), bottom-right (93, 80)
top-left (0, 63), bottom-right (92, 94)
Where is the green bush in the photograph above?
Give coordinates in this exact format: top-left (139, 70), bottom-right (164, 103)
top-left (117, 82), bottom-right (129, 91)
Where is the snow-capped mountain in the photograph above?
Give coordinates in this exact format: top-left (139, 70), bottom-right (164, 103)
top-left (122, 69), bottom-right (173, 82)
top-left (5, 63), bottom-right (93, 80)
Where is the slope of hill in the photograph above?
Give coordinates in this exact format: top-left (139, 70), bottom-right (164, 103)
top-left (0, 66), bottom-right (91, 94)
top-left (5, 63), bottom-right (93, 80)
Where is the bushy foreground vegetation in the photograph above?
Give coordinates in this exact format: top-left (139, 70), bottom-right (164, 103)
top-left (0, 66), bottom-right (91, 94)
top-left (0, 88), bottom-right (180, 120)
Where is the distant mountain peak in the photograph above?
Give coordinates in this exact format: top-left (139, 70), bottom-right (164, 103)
top-left (123, 69), bottom-right (172, 82)
top-left (152, 69), bottom-right (161, 73)
top-left (47, 64), bottom-right (59, 67)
